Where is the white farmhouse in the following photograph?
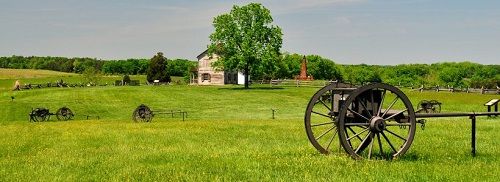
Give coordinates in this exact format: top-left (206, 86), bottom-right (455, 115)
top-left (195, 50), bottom-right (247, 85)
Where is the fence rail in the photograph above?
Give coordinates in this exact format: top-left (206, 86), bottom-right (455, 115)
top-left (255, 79), bottom-right (339, 88)
top-left (410, 85), bottom-right (500, 94)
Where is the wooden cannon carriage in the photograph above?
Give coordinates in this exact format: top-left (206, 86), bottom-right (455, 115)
top-left (29, 107), bottom-right (74, 122)
top-left (305, 82), bottom-right (499, 160)
top-left (132, 104), bottom-right (188, 122)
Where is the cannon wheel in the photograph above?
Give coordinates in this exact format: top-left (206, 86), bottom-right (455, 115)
top-left (429, 100), bottom-right (441, 113)
top-left (30, 108), bottom-right (50, 122)
top-left (133, 104), bottom-right (154, 122)
top-left (304, 83), bottom-right (355, 154)
top-left (417, 100), bottom-right (428, 113)
top-left (56, 107), bottom-right (74, 121)
top-left (337, 83), bottom-right (416, 160)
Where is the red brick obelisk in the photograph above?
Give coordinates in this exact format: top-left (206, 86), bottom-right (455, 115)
top-left (297, 56), bottom-right (312, 80)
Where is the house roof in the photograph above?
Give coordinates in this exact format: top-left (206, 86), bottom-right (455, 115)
top-left (196, 49), bottom-right (209, 60)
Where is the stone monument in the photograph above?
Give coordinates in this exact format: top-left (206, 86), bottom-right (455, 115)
top-left (296, 56), bottom-right (313, 80)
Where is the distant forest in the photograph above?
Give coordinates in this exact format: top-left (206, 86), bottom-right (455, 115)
top-left (0, 55), bottom-right (196, 79)
top-left (1, 55), bottom-right (499, 88)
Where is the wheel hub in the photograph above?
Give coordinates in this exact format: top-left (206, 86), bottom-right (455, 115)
top-left (369, 116), bottom-right (386, 133)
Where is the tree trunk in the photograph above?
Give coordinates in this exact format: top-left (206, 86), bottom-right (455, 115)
top-left (244, 62), bottom-right (249, 89)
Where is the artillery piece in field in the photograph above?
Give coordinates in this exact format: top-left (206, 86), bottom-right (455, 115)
top-left (29, 107), bottom-right (74, 122)
top-left (132, 104), bottom-right (188, 122)
top-left (305, 82), bottom-right (499, 160)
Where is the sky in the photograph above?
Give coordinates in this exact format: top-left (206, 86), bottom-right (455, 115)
top-left (1, 0), bottom-right (499, 65)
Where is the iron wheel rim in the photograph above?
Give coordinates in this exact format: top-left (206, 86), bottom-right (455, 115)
top-left (337, 83), bottom-right (416, 160)
top-left (56, 107), bottom-right (74, 121)
top-left (305, 83), bottom-right (353, 154)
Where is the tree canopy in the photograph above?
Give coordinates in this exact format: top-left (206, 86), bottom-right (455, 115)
top-left (208, 3), bottom-right (283, 88)
top-left (146, 52), bottom-right (171, 83)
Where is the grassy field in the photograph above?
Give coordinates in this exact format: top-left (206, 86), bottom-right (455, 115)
top-left (0, 69), bottom-right (78, 79)
top-left (0, 68), bottom-right (152, 92)
top-left (1, 69), bottom-right (499, 181)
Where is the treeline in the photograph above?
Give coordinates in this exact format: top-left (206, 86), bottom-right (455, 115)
top-left (1, 55), bottom-right (499, 88)
top-left (250, 53), bottom-right (500, 88)
top-left (252, 53), bottom-right (342, 81)
top-left (339, 62), bottom-right (500, 88)
top-left (0, 55), bottom-right (197, 77)
top-left (0, 55), bottom-right (105, 73)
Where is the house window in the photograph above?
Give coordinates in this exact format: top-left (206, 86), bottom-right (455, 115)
top-left (202, 73), bottom-right (211, 81)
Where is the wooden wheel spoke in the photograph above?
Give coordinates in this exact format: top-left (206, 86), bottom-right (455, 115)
top-left (315, 126), bottom-right (336, 140)
top-left (381, 97), bottom-right (399, 118)
top-left (311, 111), bottom-right (333, 119)
top-left (344, 130), bottom-right (352, 147)
top-left (377, 133), bottom-right (384, 158)
top-left (318, 99), bottom-right (332, 112)
top-left (311, 121), bottom-right (335, 127)
top-left (347, 127), bottom-right (369, 141)
top-left (325, 129), bottom-right (338, 151)
top-left (381, 131), bottom-right (398, 153)
top-left (358, 99), bottom-right (373, 118)
top-left (346, 108), bottom-right (370, 121)
top-left (355, 131), bottom-right (372, 154)
top-left (384, 128), bottom-right (407, 141)
top-left (368, 133), bottom-right (375, 159)
top-left (377, 90), bottom-right (386, 116)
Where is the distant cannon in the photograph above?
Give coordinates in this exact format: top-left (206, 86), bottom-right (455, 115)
top-left (132, 104), bottom-right (188, 122)
top-left (132, 104), bottom-right (154, 122)
top-left (29, 107), bottom-right (74, 122)
top-left (416, 100), bottom-right (442, 113)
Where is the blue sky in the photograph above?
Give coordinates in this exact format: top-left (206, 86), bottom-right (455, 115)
top-left (1, 0), bottom-right (499, 65)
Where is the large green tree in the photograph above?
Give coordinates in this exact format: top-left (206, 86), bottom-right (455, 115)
top-left (208, 3), bottom-right (283, 88)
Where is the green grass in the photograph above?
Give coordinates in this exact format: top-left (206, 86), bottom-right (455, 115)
top-left (0, 68), bottom-right (149, 91)
top-left (0, 68), bottom-right (77, 79)
top-left (1, 70), bottom-right (500, 181)
top-left (0, 68), bottom-right (187, 92)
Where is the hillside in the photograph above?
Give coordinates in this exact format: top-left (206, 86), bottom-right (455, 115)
top-left (0, 68), bottom-right (148, 91)
top-left (0, 68), bottom-right (77, 79)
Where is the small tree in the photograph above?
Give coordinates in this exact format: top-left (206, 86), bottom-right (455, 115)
top-left (82, 67), bottom-right (102, 86)
top-left (146, 52), bottom-right (171, 83)
top-left (123, 74), bottom-right (131, 85)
